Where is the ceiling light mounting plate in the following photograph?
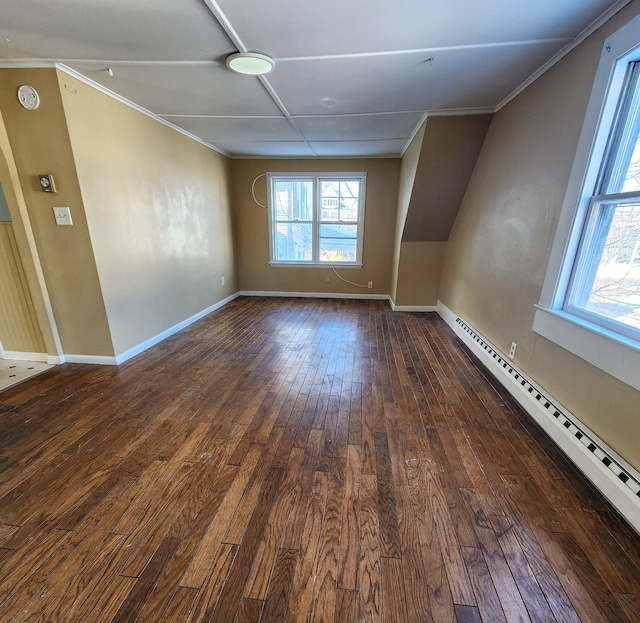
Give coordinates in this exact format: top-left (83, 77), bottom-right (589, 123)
top-left (226, 52), bottom-right (274, 76)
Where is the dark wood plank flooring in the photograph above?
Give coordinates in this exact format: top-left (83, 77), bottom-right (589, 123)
top-left (1, 296), bottom-right (639, 622)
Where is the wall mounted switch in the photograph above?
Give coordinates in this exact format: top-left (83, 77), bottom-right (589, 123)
top-left (53, 207), bottom-right (73, 226)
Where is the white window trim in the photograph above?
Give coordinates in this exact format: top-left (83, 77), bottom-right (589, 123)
top-left (267, 172), bottom-right (366, 268)
top-left (534, 12), bottom-right (640, 391)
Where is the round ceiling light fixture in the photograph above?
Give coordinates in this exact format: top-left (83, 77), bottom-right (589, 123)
top-left (226, 52), bottom-right (275, 76)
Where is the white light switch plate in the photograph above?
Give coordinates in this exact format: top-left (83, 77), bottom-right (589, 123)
top-left (53, 207), bottom-right (73, 226)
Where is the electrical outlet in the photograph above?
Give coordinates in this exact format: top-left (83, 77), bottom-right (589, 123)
top-left (367, 281), bottom-right (373, 289)
top-left (221, 276), bottom-right (225, 285)
top-left (509, 342), bottom-right (517, 359)
top-left (325, 274), bottom-right (331, 283)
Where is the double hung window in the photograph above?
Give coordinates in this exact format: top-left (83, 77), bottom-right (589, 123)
top-left (534, 13), bottom-right (640, 391)
top-left (268, 173), bottom-right (366, 266)
top-left (564, 61), bottom-right (640, 340)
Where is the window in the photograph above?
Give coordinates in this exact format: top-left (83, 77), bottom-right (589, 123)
top-left (268, 173), bottom-right (366, 266)
top-left (534, 12), bottom-right (640, 391)
top-left (564, 61), bottom-right (640, 341)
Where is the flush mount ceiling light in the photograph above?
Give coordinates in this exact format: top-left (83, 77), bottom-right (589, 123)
top-left (226, 52), bottom-right (275, 76)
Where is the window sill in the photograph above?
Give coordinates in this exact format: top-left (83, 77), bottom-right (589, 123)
top-left (269, 262), bottom-right (363, 269)
top-left (532, 305), bottom-right (640, 391)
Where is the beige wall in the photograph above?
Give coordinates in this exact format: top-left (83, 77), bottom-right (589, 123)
top-left (0, 222), bottom-right (46, 353)
top-left (394, 241), bottom-right (445, 307)
top-left (0, 118), bottom-right (61, 358)
top-left (0, 67), bottom-right (236, 360)
top-left (0, 68), bottom-right (113, 357)
top-left (439, 2), bottom-right (640, 469)
top-left (392, 123), bottom-right (426, 302)
top-left (392, 115), bottom-right (490, 307)
top-left (402, 115), bottom-right (492, 243)
top-left (232, 158), bottom-right (399, 295)
top-left (60, 72), bottom-right (236, 357)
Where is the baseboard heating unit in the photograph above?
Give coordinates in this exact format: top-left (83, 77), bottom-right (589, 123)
top-left (437, 301), bottom-right (640, 535)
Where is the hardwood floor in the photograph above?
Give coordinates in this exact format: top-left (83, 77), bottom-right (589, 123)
top-left (1, 296), bottom-right (639, 622)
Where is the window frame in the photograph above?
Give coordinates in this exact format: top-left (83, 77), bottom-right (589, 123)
top-left (563, 60), bottom-right (640, 342)
top-left (533, 12), bottom-right (640, 391)
top-left (267, 172), bottom-right (367, 267)
top-left (564, 194), bottom-right (640, 341)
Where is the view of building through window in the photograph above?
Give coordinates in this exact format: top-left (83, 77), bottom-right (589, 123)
top-left (318, 179), bottom-right (360, 262)
top-left (273, 178), bottom-right (313, 262)
top-left (269, 174), bottom-right (365, 265)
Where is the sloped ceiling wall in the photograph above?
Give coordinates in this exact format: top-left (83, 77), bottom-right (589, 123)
top-left (402, 115), bottom-right (492, 242)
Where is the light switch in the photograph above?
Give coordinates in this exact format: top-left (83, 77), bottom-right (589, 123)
top-left (53, 207), bottom-right (73, 226)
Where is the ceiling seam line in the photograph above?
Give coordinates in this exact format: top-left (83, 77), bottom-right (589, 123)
top-left (201, 0), bottom-right (248, 53)
top-left (200, 0), bottom-right (317, 156)
top-left (275, 38), bottom-right (573, 62)
top-left (157, 107), bottom-right (496, 120)
top-left (257, 77), bottom-right (318, 157)
top-left (7, 35), bottom-right (570, 66)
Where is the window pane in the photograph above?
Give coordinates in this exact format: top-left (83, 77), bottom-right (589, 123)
top-left (319, 179), bottom-right (360, 221)
top-left (599, 62), bottom-right (640, 194)
top-left (319, 224), bottom-right (357, 262)
top-left (269, 173), bottom-right (364, 265)
top-left (319, 239), bottom-right (357, 262)
top-left (273, 179), bottom-right (313, 221)
top-left (568, 200), bottom-right (640, 331)
top-left (274, 223), bottom-right (312, 262)
top-left (620, 119), bottom-right (640, 193)
top-left (319, 224), bottom-right (357, 239)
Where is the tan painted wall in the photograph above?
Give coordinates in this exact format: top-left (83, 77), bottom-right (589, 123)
top-left (0, 222), bottom-right (46, 353)
top-left (395, 241), bottom-right (445, 307)
top-left (439, 2), bottom-right (640, 469)
top-left (403, 115), bottom-right (492, 242)
top-left (392, 123), bottom-right (426, 301)
top-left (232, 158), bottom-right (399, 295)
top-left (393, 116), bottom-right (490, 307)
top-left (0, 68), bottom-right (113, 356)
top-left (0, 184), bottom-right (10, 221)
top-left (59, 72), bottom-right (236, 357)
top-left (0, 111), bottom-right (62, 359)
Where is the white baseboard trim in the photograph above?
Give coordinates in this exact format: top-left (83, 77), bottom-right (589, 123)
top-left (437, 300), bottom-right (640, 535)
top-left (239, 290), bottom-right (390, 301)
top-left (64, 354), bottom-right (118, 365)
top-left (113, 292), bottom-right (241, 365)
top-left (38, 293), bottom-right (241, 367)
top-left (1, 350), bottom-right (49, 363)
top-left (240, 291), bottom-right (440, 311)
top-left (390, 302), bottom-right (438, 312)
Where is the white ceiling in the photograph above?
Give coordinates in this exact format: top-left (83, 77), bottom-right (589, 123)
top-left (0, 0), bottom-right (631, 158)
